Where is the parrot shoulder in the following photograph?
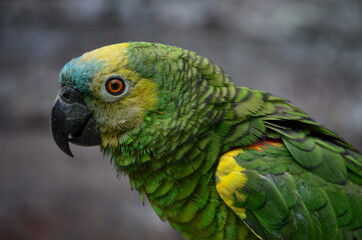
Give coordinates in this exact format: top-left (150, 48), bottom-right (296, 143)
top-left (215, 139), bottom-right (362, 239)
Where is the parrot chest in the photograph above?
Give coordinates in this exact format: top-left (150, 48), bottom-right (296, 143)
top-left (142, 171), bottom-right (250, 240)
top-left (126, 145), bottom-right (255, 240)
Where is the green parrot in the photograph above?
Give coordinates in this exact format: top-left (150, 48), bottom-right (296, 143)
top-left (51, 42), bottom-right (362, 240)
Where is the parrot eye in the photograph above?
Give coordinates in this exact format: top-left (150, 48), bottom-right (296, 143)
top-left (101, 75), bottom-right (130, 102)
top-left (106, 78), bottom-right (126, 95)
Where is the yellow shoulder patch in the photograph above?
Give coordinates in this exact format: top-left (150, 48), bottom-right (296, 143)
top-left (215, 149), bottom-right (248, 219)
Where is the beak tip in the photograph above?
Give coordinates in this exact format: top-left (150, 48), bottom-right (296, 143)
top-left (52, 132), bottom-right (75, 158)
top-left (63, 148), bottom-right (74, 158)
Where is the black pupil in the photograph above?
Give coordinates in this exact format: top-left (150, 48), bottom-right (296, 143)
top-left (111, 81), bottom-right (120, 90)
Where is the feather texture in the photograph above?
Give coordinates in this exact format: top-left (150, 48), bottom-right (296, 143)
top-left (58, 42), bottom-right (362, 240)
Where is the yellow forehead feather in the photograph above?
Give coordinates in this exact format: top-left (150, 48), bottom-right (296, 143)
top-left (81, 43), bottom-right (130, 64)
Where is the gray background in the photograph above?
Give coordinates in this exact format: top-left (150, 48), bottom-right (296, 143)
top-left (1, 0), bottom-right (361, 239)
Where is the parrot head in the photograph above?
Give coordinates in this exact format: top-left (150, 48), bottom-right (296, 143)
top-left (51, 42), bottom-right (230, 162)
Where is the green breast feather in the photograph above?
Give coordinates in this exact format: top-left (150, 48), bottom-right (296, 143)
top-left (51, 42), bottom-right (362, 240)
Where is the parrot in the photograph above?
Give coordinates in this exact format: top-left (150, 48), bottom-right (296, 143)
top-left (50, 42), bottom-right (362, 240)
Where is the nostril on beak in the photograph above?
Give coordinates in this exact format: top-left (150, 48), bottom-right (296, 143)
top-left (62, 92), bottom-right (70, 101)
top-left (59, 86), bottom-right (84, 104)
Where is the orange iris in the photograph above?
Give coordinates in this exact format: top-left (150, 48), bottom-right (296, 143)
top-left (106, 79), bottom-right (124, 94)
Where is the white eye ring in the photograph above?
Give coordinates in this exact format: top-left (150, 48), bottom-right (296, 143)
top-left (101, 74), bottom-right (130, 102)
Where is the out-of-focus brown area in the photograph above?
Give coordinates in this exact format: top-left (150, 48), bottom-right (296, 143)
top-left (0, 0), bottom-right (361, 239)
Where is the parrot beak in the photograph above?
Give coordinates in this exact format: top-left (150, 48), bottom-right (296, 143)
top-left (50, 86), bottom-right (101, 157)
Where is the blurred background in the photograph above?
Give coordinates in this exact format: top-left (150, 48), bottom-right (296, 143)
top-left (1, 0), bottom-right (361, 239)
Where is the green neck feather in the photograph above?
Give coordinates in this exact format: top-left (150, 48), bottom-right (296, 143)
top-left (101, 43), bottom-right (264, 239)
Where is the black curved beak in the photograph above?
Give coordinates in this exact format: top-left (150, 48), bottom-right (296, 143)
top-left (50, 86), bottom-right (101, 157)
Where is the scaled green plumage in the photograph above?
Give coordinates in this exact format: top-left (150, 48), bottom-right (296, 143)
top-left (52, 42), bottom-right (362, 240)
